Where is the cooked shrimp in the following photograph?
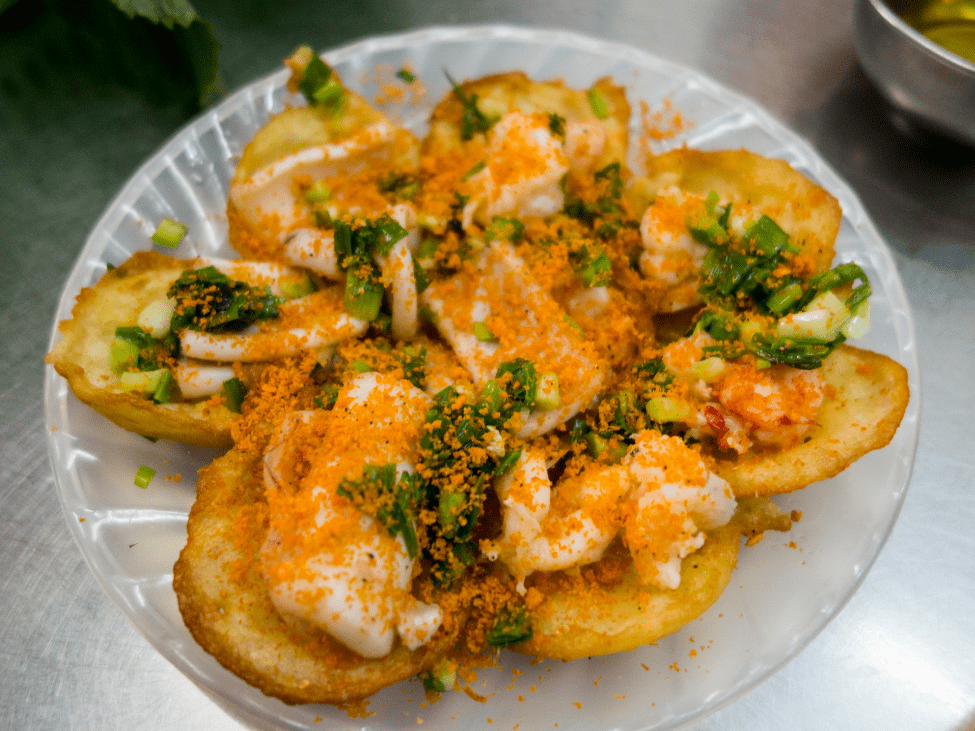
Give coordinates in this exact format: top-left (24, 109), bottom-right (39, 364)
top-left (260, 372), bottom-right (440, 658)
top-left (714, 363), bottom-right (826, 448)
top-left (489, 431), bottom-right (736, 592)
top-left (464, 111), bottom-right (570, 228)
top-left (639, 187), bottom-right (709, 312)
top-left (563, 120), bottom-right (607, 172)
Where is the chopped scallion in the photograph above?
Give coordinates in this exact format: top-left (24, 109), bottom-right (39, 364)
top-left (646, 396), bottom-right (690, 423)
top-left (396, 67), bottom-right (416, 83)
top-left (473, 321), bottom-right (496, 342)
top-left (586, 88), bottom-right (609, 119)
top-left (462, 160), bottom-right (486, 181)
top-left (305, 181), bottom-right (331, 203)
top-left (151, 370), bottom-right (174, 404)
top-left (534, 372), bottom-right (560, 411)
top-left (151, 218), bottom-right (188, 249)
top-left (222, 377), bottom-right (246, 413)
top-left (134, 465), bottom-right (155, 489)
top-left (110, 338), bottom-right (141, 375)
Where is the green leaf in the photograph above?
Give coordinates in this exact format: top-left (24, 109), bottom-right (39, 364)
top-left (110, 0), bottom-right (197, 28)
top-left (108, 0), bottom-right (221, 108)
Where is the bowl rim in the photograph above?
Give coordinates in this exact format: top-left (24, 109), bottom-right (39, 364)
top-left (863, 0), bottom-right (975, 77)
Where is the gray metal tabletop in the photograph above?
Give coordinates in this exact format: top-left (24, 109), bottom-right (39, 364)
top-left (2, 0), bottom-right (973, 729)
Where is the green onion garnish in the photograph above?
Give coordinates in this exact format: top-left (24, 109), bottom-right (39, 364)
top-left (134, 465), bottom-right (156, 489)
top-left (416, 237), bottom-right (439, 260)
top-left (548, 112), bottom-right (566, 136)
top-left (151, 218), bottom-right (188, 249)
top-left (646, 396), bottom-right (690, 423)
top-left (396, 68), bottom-right (416, 83)
top-left (586, 88), bottom-right (609, 119)
top-left (298, 55), bottom-right (347, 116)
top-left (305, 181), bottom-right (331, 203)
top-left (151, 370), bottom-right (174, 404)
top-left (534, 372), bottom-right (561, 411)
top-left (420, 661), bottom-right (455, 693)
top-left (487, 606), bottom-right (533, 647)
top-left (222, 377), bottom-right (246, 413)
top-left (462, 160), bottom-right (486, 182)
top-left (445, 70), bottom-right (498, 140)
top-left (343, 262), bottom-right (385, 322)
top-left (473, 322), bottom-right (496, 341)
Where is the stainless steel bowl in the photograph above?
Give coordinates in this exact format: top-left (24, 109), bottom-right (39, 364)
top-left (854, 0), bottom-right (975, 145)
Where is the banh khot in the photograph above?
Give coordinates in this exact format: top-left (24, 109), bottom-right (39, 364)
top-left (48, 47), bottom-right (909, 707)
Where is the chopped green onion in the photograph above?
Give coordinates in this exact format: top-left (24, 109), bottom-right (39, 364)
top-left (222, 377), bottom-right (246, 413)
top-left (412, 256), bottom-right (431, 295)
top-left (168, 266), bottom-right (282, 333)
top-left (297, 55), bottom-right (347, 116)
top-left (586, 88), bottom-right (610, 119)
top-left (473, 321), bottom-right (496, 342)
top-left (496, 359), bottom-right (538, 411)
top-left (766, 282), bottom-right (804, 315)
top-left (151, 218), bottom-right (187, 249)
top-left (462, 160), bottom-right (486, 181)
top-left (119, 368), bottom-right (169, 394)
top-left (480, 379), bottom-right (504, 414)
top-left (534, 372), bottom-right (560, 411)
top-left (438, 490), bottom-right (467, 537)
top-left (110, 338), bottom-right (141, 375)
top-left (281, 273), bottom-right (317, 299)
top-left (576, 251), bottom-right (612, 288)
top-left (547, 112), bottom-right (566, 136)
top-left (738, 319), bottom-right (764, 344)
top-left (151, 370), bottom-right (175, 404)
top-left (585, 432), bottom-right (607, 457)
top-left (134, 465), bottom-right (156, 489)
top-left (776, 307), bottom-right (843, 342)
top-left (305, 181), bottom-right (331, 203)
top-left (337, 464), bottom-right (420, 558)
top-left (646, 396), bottom-right (690, 423)
top-left (420, 661), bottom-right (455, 693)
top-left (350, 359), bottom-right (372, 373)
top-left (445, 70), bottom-right (498, 140)
top-left (690, 357), bottom-right (726, 384)
top-left (416, 237), bottom-right (439, 260)
top-left (486, 217), bottom-right (524, 243)
top-left (493, 449), bottom-right (523, 477)
top-left (137, 298), bottom-right (175, 338)
top-left (396, 67), bottom-right (416, 83)
top-left (343, 262), bottom-right (385, 322)
top-left (487, 606), bottom-right (533, 647)
top-left (840, 300), bottom-right (871, 339)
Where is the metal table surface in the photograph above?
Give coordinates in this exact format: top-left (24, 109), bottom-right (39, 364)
top-left (2, 0), bottom-right (973, 729)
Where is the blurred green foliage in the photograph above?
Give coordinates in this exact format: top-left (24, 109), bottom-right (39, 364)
top-left (1, 0), bottom-right (222, 113)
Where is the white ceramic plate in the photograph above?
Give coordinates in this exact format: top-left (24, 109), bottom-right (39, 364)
top-left (45, 24), bottom-right (920, 731)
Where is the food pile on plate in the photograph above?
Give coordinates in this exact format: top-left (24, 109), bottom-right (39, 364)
top-left (47, 46), bottom-right (909, 707)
